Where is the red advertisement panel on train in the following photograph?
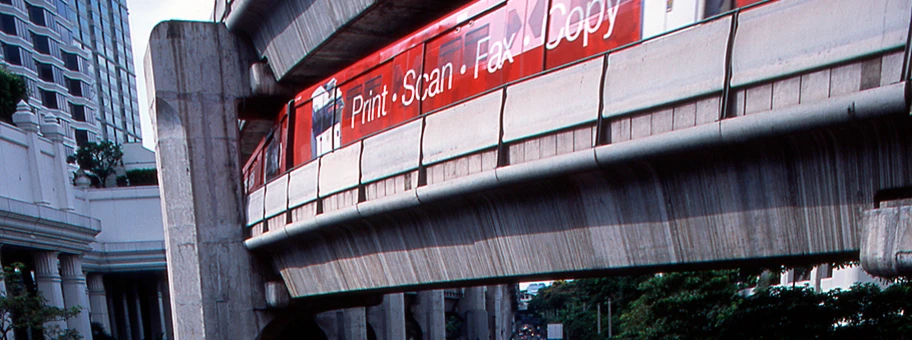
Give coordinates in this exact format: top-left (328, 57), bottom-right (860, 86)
top-left (736, 0), bottom-right (768, 7)
top-left (339, 45), bottom-right (424, 145)
top-left (544, 0), bottom-right (641, 69)
top-left (421, 0), bottom-right (547, 113)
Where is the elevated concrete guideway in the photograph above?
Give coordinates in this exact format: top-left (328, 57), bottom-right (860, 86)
top-left (146, 0), bottom-right (912, 338)
top-left (240, 0), bottom-right (912, 298)
top-left (214, 0), bottom-right (474, 84)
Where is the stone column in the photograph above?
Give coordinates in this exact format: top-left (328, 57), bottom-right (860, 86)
top-left (412, 290), bottom-right (445, 340)
top-left (133, 287), bottom-right (145, 339)
top-left (146, 21), bottom-right (269, 340)
top-left (0, 246), bottom-right (13, 340)
top-left (106, 285), bottom-right (119, 337)
top-left (33, 251), bottom-right (66, 331)
top-left (87, 274), bottom-right (112, 333)
top-left (157, 279), bottom-right (169, 340)
top-left (122, 291), bottom-right (133, 340)
top-left (367, 293), bottom-right (405, 340)
top-left (462, 287), bottom-right (488, 340)
top-left (59, 255), bottom-right (92, 338)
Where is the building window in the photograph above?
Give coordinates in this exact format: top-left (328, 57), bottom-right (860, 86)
top-left (55, 0), bottom-right (71, 21)
top-left (74, 129), bottom-right (88, 146)
top-left (1, 43), bottom-right (20, 65)
top-left (69, 102), bottom-right (85, 121)
top-left (36, 61), bottom-right (53, 82)
top-left (65, 78), bottom-right (82, 97)
top-left (62, 52), bottom-right (78, 71)
top-left (0, 14), bottom-right (16, 36)
top-left (40, 89), bottom-right (58, 109)
top-left (27, 4), bottom-right (46, 27)
top-left (0, 0), bottom-right (11, 5)
top-left (31, 33), bottom-right (50, 54)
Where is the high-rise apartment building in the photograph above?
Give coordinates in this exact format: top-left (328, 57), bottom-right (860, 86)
top-left (73, 0), bottom-right (141, 144)
top-left (0, 0), bottom-right (140, 148)
top-left (0, 0), bottom-right (99, 148)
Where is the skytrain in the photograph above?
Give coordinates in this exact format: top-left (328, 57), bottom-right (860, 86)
top-left (243, 0), bottom-right (770, 198)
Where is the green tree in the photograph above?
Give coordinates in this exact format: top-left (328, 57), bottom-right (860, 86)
top-left (0, 263), bottom-right (81, 340)
top-left (528, 276), bottom-right (649, 339)
top-left (67, 141), bottom-right (123, 188)
top-left (0, 68), bottom-right (27, 124)
top-left (618, 270), bottom-right (741, 340)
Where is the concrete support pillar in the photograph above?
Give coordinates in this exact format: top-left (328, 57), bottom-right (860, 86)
top-left (315, 308), bottom-right (366, 340)
top-left (87, 274), bottom-right (112, 334)
top-left (146, 21), bottom-right (268, 339)
top-left (462, 287), bottom-right (488, 340)
top-left (412, 290), bottom-right (445, 340)
top-left (59, 255), bottom-right (92, 338)
top-left (367, 293), bottom-right (405, 340)
top-left (486, 285), bottom-right (512, 340)
top-left (342, 308), bottom-right (367, 340)
top-left (33, 251), bottom-right (66, 332)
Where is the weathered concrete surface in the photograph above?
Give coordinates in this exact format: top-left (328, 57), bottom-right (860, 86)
top-left (219, 0), bottom-right (473, 83)
top-left (366, 293), bottom-right (405, 340)
top-left (315, 308), bottom-right (367, 340)
top-left (411, 290), bottom-right (445, 340)
top-left (861, 205), bottom-right (912, 276)
top-left (486, 285), bottom-right (513, 340)
top-left (271, 116), bottom-right (912, 297)
top-left (461, 287), bottom-right (488, 340)
top-left (145, 21), bottom-right (271, 339)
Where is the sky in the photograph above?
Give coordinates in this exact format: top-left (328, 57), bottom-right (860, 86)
top-left (126, 0), bottom-right (213, 150)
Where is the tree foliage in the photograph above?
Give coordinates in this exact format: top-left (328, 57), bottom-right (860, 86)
top-left (116, 168), bottom-right (158, 187)
top-left (0, 263), bottom-right (81, 340)
top-left (529, 276), bottom-right (650, 339)
top-left (67, 141), bottom-right (123, 188)
top-left (0, 68), bottom-right (27, 124)
top-left (528, 270), bottom-right (912, 340)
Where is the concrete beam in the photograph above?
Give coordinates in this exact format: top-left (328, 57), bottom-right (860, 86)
top-left (145, 21), bottom-right (271, 339)
top-left (222, 0), bottom-right (472, 84)
top-left (861, 205), bottom-right (912, 277)
top-left (269, 114), bottom-right (912, 297)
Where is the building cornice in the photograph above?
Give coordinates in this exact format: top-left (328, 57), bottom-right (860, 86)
top-left (0, 197), bottom-right (100, 253)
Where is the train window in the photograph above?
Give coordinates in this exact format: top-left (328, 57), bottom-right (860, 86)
top-left (704, 0), bottom-right (734, 18)
top-left (264, 135), bottom-right (281, 181)
top-left (263, 116), bottom-right (287, 181)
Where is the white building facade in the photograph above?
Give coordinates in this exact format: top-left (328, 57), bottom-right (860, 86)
top-left (1, 102), bottom-right (169, 340)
